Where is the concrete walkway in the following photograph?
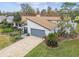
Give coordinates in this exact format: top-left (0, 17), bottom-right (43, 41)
top-left (0, 36), bottom-right (44, 57)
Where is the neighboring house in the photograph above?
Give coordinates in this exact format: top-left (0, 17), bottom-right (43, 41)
top-left (0, 16), bottom-right (14, 23)
top-left (0, 16), bottom-right (6, 23)
top-left (0, 15), bottom-right (21, 29)
top-left (6, 16), bottom-right (14, 23)
top-left (21, 16), bottom-right (61, 37)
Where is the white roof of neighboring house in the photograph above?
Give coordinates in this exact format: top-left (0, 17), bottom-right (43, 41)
top-left (22, 16), bottom-right (61, 30)
top-left (7, 16), bottom-right (14, 20)
top-left (0, 16), bottom-right (14, 20)
top-left (6, 16), bottom-right (14, 23)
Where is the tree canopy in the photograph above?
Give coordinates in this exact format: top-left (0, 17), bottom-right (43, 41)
top-left (13, 12), bottom-right (21, 23)
top-left (20, 3), bottom-right (36, 16)
top-left (60, 2), bottom-right (77, 21)
top-left (61, 2), bottom-right (76, 10)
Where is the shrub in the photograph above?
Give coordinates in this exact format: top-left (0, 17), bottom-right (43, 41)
top-left (3, 28), bottom-right (14, 33)
top-left (14, 35), bottom-right (22, 41)
top-left (46, 33), bottom-right (58, 48)
top-left (10, 35), bottom-right (22, 42)
top-left (75, 20), bottom-right (79, 23)
top-left (10, 33), bottom-right (17, 36)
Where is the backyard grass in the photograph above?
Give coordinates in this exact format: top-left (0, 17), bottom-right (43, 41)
top-left (25, 39), bottom-right (79, 57)
top-left (0, 35), bottom-right (13, 50)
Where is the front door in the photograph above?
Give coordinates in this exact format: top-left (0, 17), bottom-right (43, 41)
top-left (24, 27), bottom-right (28, 34)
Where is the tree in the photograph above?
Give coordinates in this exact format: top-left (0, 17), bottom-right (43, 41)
top-left (47, 6), bottom-right (52, 16)
top-left (73, 5), bottom-right (79, 16)
top-left (54, 8), bottom-right (60, 16)
top-left (13, 12), bottom-right (21, 23)
top-left (61, 2), bottom-right (76, 10)
top-left (0, 10), bottom-right (2, 15)
top-left (20, 3), bottom-right (36, 16)
top-left (60, 2), bottom-right (77, 20)
top-left (41, 9), bottom-right (47, 16)
top-left (36, 8), bottom-right (40, 15)
top-left (59, 2), bottom-right (78, 37)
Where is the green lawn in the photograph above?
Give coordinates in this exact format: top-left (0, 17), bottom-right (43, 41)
top-left (0, 35), bottom-right (13, 50)
top-left (76, 24), bottom-right (79, 33)
top-left (25, 39), bottom-right (79, 57)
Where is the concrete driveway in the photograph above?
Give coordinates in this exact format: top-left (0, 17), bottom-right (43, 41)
top-left (0, 36), bottom-right (44, 57)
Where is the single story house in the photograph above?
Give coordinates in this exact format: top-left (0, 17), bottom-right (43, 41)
top-left (21, 16), bottom-right (61, 37)
top-left (0, 15), bottom-right (21, 29)
top-left (6, 16), bottom-right (14, 23)
top-left (0, 16), bottom-right (14, 23)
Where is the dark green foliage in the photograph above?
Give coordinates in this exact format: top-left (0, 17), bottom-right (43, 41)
top-left (2, 24), bottom-right (13, 28)
top-left (13, 12), bottom-right (21, 23)
top-left (14, 35), bottom-right (22, 40)
top-left (41, 9), bottom-right (47, 16)
top-left (60, 2), bottom-right (77, 20)
top-left (40, 6), bottom-right (59, 16)
top-left (36, 8), bottom-right (40, 14)
top-left (61, 2), bottom-right (76, 10)
top-left (47, 6), bottom-right (52, 16)
top-left (47, 33), bottom-right (58, 41)
top-left (46, 33), bottom-right (58, 47)
top-left (46, 40), bottom-right (58, 47)
top-left (3, 28), bottom-right (14, 33)
top-left (75, 20), bottom-right (79, 23)
top-left (0, 19), bottom-right (13, 28)
top-left (0, 19), bottom-right (14, 33)
top-left (10, 31), bottom-right (22, 42)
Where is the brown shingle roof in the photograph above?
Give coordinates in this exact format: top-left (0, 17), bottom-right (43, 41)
top-left (21, 16), bottom-right (28, 22)
top-left (21, 16), bottom-right (61, 30)
top-left (41, 17), bottom-right (61, 21)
